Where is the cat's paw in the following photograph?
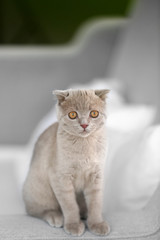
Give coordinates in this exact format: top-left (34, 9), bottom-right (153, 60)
top-left (88, 221), bottom-right (110, 236)
top-left (43, 210), bottom-right (64, 228)
top-left (64, 221), bottom-right (85, 236)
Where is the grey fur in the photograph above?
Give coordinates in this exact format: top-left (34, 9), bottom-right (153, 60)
top-left (23, 89), bottom-right (110, 236)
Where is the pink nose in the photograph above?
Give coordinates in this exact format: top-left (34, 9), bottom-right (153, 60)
top-left (81, 124), bottom-right (88, 129)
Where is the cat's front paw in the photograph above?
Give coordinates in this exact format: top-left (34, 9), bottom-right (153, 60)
top-left (64, 221), bottom-right (85, 236)
top-left (88, 221), bottom-right (110, 236)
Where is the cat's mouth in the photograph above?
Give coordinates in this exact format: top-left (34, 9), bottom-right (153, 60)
top-left (80, 129), bottom-right (90, 136)
top-left (82, 129), bottom-right (88, 132)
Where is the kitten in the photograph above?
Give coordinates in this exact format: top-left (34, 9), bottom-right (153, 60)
top-left (23, 89), bottom-right (110, 236)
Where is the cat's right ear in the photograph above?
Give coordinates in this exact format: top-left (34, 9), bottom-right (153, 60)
top-left (52, 90), bottom-right (69, 104)
top-left (95, 89), bottom-right (110, 101)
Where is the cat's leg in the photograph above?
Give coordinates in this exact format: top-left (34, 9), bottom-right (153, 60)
top-left (50, 176), bottom-right (85, 236)
top-left (76, 192), bottom-right (87, 220)
top-left (84, 176), bottom-right (110, 236)
top-left (55, 189), bottom-right (85, 236)
top-left (42, 209), bottom-right (63, 227)
top-left (24, 193), bottom-right (64, 228)
top-left (26, 203), bottom-right (64, 228)
top-left (23, 175), bottom-right (63, 228)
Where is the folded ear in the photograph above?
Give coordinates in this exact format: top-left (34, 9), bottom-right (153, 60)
top-left (95, 89), bottom-right (110, 101)
top-left (52, 90), bottom-right (69, 104)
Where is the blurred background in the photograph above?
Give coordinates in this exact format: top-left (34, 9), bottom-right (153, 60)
top-left (0, 0), bottom-right (132, 45)
top-left (0, 0), bottom-right (134, 145)
top-left (0, 0), bottom-right (159, 146)
top-left (0, 0), bottom-right (160, 217)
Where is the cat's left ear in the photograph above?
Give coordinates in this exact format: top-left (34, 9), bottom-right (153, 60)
top-left (52, 90), bottom-right (69, 104)
top-left (95, 89), bottom-right (110, 101)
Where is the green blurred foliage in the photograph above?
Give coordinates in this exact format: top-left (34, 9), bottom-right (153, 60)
top-left (0, 0), bottom-right (133, 45)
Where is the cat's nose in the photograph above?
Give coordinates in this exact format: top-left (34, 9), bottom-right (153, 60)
top-left (80, 124), bottom-right (88, 129)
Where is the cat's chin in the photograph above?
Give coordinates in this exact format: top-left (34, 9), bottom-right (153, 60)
top-left (79, 130), bottom-right (91, 138)
top-left (63, 128), bottom-right (91, 138)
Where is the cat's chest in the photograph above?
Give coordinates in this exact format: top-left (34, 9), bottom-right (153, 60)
top-left (61, 136), bottom-right (104, 159)
top-left (71, 162), bottom-right (100, 192)
top-left (58, 138), bottom-right (104, 191)
top-left (73, 169), bottom-right (85, 192)
top-left (58, 133), bottom-right (106, 179)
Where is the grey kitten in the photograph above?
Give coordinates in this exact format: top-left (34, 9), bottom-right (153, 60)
top-left (23, 89), bottom-right (110, 236)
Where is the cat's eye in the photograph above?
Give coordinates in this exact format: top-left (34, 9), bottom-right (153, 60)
top-left (68, 111), bottom-right (77, 119)
top-left (90, 110), bottom-right (99, 118)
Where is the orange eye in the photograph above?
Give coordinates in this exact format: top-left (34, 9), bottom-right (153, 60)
top-left (68, 111), bottom-right (77, 119)
top-left (90, 110), bottom-right (99, 118)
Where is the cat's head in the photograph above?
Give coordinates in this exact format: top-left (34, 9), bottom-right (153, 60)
top-left (53, 89), bottom-right (109, 137)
